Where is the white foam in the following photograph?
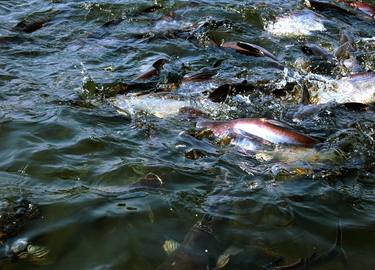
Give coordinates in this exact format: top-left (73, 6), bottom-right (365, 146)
top-left (266, 10), bottom-right (326, 37)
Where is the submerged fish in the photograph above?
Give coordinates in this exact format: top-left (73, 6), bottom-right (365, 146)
top-left (197, 118), bottom-right (319, 147)
top-left (271, 224), bottom-right (346, 270)
top-left (14, 19), bottom-right (46, 33)
top-left (266, 10), bottom-right (326, 37)
top-left (110, 92), bottom-right (224, 118)
top-left (158, 215), bottom-right (230, 270)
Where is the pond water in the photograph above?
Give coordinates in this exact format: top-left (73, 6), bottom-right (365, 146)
top-left (0, 0), bottom-right (374, 269)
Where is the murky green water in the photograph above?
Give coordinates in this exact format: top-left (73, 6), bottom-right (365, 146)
top-left (0, 0), bottom-right (375, 269)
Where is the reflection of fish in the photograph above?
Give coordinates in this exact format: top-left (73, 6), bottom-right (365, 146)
top-left (157, 215), bottom-right (224, 270)
top-left (197, 118), bottom-right (319, 147)
top-left (270, 224), bottom-right (346, 270)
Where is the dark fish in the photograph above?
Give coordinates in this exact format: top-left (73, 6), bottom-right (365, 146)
top-left (135, 58), bottom-right (168, 81)
top-left (0, 198), bottom-right (39, 242)
top-left (127, 172), bottom-right (163, 190)
top-left (304, 0), bottom-right (355, 16)
top-left (101, 18), bottom-right (124, 28)
top-left (179, 107), bottom-right (208, 118)
top-left (342, 102), bottom-right (368, 111)
top-left (208, 81), bottom-right (256, 103)
top-left (135, 68), bottom-right (159, 81)
top-left (140, 4), bottom-right (163, 13)
top-left (197, 118), bottom-right (319, 147)
top-left (182, 68), bottom-right (218, 82)
top-left (301, 85), bottom-right (311, 105)
top-left (87, 18), bottom-right (125, 38)
top-left (335, 30), bottom-right (356, 59)
top-left (157, 215), bottom-right (220, 270)
top-left (301, 43), bottom-right (333, 61)
top-left (336, 0), bottom-right (375, 19)
top-left (83, 79), bottom-right (158, 98)
top-left (334, 31), bottom-right (362, 72)
top-left (14, 19), bottom-right (46, 33)
top-left (270, 224), bottom-right (346, 270)
top-left (221, 41), bottom-right (280, 63)
top-left (0, 35), bottom-right (25, 45)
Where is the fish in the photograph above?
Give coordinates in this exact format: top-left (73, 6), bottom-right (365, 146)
top-left (207, 81), bottom-right (257, 103)
top-left (334, 31), bottom-right (361, 72)
top-left (221, 41), bottom-right (280, 63)
top-left (109, 92), bottom-right (222, 118)
top-left (110, 93), bottom-right (190, 118)
top-left (304, 0), bottom-right (355, 16)
top-left (135, 58), bottom-right (168, 81)
top-left (301, 43), bottom-right (333, 61)
top-left (182, 67), bottom-right (218, 83)
top-left (336, 0), bottom-right (375, 19)
top-left (197, 118), bottom-right (319, 147)
top-left (269, 224), bottom-right (346, 270)
top-left (318, 71), bottom-right (375, 104)
top-left (158, 215), bottom-right (231, 270)
top-left (14, 19), bottom-right (46, 33)
top-left (0, 198), bottom-right (39, 242)
top-left (300, 30), bottom-right (362, 75)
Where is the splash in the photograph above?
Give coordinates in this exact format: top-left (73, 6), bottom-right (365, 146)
top-left (266, 10), bottom-right (326, 36)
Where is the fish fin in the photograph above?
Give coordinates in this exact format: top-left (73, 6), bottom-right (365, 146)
top-left (301, 85), bottom-right (311, 105)
top-left (215, 253), bottom-right (230, 269)
top-left (215, 246), bottom-right (242, 269)
top-left (262, 119), bottom-right (292, 129)
top-left (152, 58), bottom-right (168, 70)
top-left (163, 240), bottom-right (181, 255)
top-left (208, 84), bottom-right (232, 103)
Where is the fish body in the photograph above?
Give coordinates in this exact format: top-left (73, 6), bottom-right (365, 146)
top-left (110, 93), bottom-right (191, 118)
top-left (319, 72), bottom-right (375, 104)
top-left (157, 215), bottom-right (219, 270)
top-left (271, 224), bottom-right (346, 270)
top-left (301, 43), bottom-right (333, 61)
top-left (336, 0), bottom-right (375, 18)
top-left (135, 58), bottom-right (168, 81)
top-left (197, 118), bottom-right (319, 147)
top-left (14, 20), bottom-right (46, 33)
top-left (221, 41), bottom-right (280, 63)
top-left (110, 93), bottom-right (221, 118)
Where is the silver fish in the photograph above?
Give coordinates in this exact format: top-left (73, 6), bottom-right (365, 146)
top-left (318, 72), bottom-right (375, 104)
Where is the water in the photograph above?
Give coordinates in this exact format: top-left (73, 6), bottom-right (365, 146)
top-left (0, 0), bottom-right (374, 269)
